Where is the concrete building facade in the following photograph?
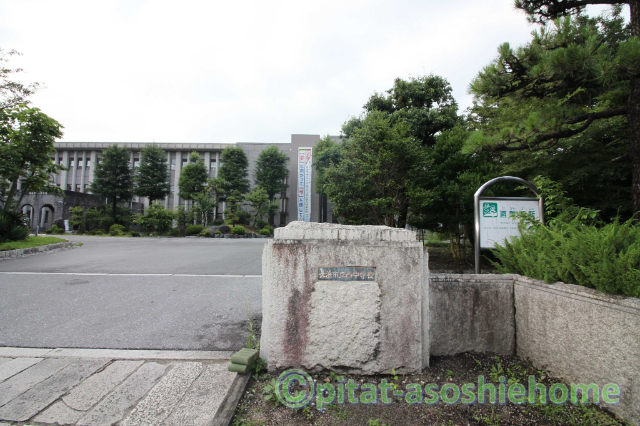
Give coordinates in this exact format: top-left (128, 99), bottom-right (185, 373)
top-left (43, 134), bottom-right (334, 227)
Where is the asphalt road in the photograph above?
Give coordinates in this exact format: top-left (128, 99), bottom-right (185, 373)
top-left (0, 236), bottom-right (266, 350)
top-left (0, 236), bottom-right (266, 275)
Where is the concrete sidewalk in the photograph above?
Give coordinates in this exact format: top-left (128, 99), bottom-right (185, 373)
top-left (0, 347), bottom-right (242, 426)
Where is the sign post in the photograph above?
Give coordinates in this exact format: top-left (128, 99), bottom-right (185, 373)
top-left (474, 176), bottom-right (544, 274)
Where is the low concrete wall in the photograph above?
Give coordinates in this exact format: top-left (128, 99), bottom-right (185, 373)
top-left (515, 276), bottom-right (640, 425)
top-left (0, 241), bottom-right (76, 259)
top-left (429, 274), bottom-right (515, 356)
top-left (431, 273), bottom-right (640, 424)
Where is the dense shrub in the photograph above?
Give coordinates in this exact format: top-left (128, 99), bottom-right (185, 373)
top-left (0, 211), bottom-right (30, 242)
top-left (84, 207), bottom-right (114, 231)
top-left (215, 231), bottom-right (222, 235)
top-left (262, 225), bottom-right (274, 233)
top-left (10, 225), bottom-right (30, 240)
top-left (6, 224), bottom-right (29, 240)
top-left (129, 231), bottom-right (140, 237)
top-left (49, 224), bottom-right (65, 235)
top-left (256, 220), bottom-right (268, 230)
top-left (88, 229), bottom-right (105, 236)
top-left (109, 224), bottom-right (125, 236)
top-left (185, 225), bottom-right (204, 235)
top-left (258, 229), bottom-right (271, 236)
top-left (168, 228), bottom-right (180, 237)
top-left (134, 204), bottom-right (174, 234)
top-left (494, 215), bottom-right (640, 298)
top-left (212, 218), bottom-right (224, 226)
top-left (231, 225), bottom-right (246, 235)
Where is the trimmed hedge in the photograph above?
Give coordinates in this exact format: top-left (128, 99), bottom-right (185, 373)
top-left (231, 225), bottom-right (246, 235)
top-left (185, 225), bottom-right (204, 236)
top-left (494, 217), bottom-right (640, 298)
top-left (109, 224), bottom-right (125, 236)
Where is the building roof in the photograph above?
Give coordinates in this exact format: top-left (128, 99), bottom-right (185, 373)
top-left (53, 142), bottom-right (236, 151)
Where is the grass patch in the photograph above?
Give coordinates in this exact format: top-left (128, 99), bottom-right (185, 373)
top-left (0, 236), bottom-right (67, 251)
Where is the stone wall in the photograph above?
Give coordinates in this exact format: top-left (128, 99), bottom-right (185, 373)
top-left (261, 222), bottom-right (427, 374)
top-left (514, 276), bottom-right (640, 425)
top-left (429, 274), bottom-right (515, 356)
top-left (260, 225), bottom-right (639, 424)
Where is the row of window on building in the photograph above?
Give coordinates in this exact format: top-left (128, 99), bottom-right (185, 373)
top-left (53, 156), bottom-right (220, 170)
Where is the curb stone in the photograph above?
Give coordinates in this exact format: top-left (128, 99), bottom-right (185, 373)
top-left (0, 241), bottom-right (80, 260)
top-left (209, 372), bottom-right (253, 426)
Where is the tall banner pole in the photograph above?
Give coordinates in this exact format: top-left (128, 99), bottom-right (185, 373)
top-left (297, 147), bottom-right (313, 222)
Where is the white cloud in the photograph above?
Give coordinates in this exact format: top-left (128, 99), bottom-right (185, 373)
top-left (0, 0), bottom-right (621, 143)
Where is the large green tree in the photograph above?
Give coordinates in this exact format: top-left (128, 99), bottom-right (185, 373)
top-left (313, 136), bottom-right (343, 197)
top-left (409, 126), bottom-right (497, 260)
top-left (1, 48), bottom-right (40, 110)
top-left (344, 74), bottom-right (459, 147)
top-left (319, 111), bottom-right (428, 227)
top-left (178, 152), bottom-right (208, 202)
top-left (1, 50), bottom-right (62, 221)
top-left (0, 106), bottom-right (64, 214)
top-left (254, 145), bottom-right (289, 201)
top-left (339, 75), bottom-right (461, 227)
top-left (90, 145), bottom-right (133, 222)
top-left (134, 144), bottom-right (170, 204)
top-left (466, 3), bottom-right (640, 215)
top-left (219, 146), bottom-right (250, 195)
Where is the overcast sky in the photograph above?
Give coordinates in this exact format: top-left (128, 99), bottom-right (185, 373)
top-left (0, 0), bottom-right (613, 144)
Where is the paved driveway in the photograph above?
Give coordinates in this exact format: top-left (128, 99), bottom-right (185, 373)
top-left (0, 236), bottom-right (266, 275)
top-left (0, 237), bottom-right (266, 350)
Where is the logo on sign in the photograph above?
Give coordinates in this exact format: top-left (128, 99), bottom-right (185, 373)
top-left (482, 202), bottom-right (498, 218)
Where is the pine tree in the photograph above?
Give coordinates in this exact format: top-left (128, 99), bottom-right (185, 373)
top-left (134, 144), bottom-right (170, 204)
top-left (468, 2), bottom-right (640, 216)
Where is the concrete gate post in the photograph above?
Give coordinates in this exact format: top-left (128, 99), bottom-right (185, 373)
top-left (260, 222), bottom-right (429, 374)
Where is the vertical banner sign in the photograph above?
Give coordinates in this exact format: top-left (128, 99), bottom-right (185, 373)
top-left (297, 147), bottom-right (313, 222)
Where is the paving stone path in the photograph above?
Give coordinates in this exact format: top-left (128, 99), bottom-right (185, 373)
top-left (0, 347), bottom-right (236, 426)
